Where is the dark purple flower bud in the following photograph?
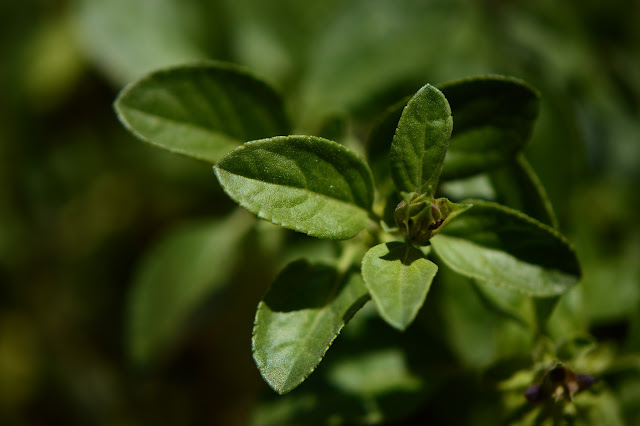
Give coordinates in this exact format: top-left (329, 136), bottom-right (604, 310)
top-left (525, 384), bottom-right (545, 403)
top-left (576, 374), bottom-right (598, 391)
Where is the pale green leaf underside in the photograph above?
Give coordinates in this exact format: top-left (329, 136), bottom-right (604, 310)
top-left (114, 62), bottom-right (289, 163)
top-left (432, 235), bottom-right (576, 296)
top-left (431, 200), bottom-right (580, 296)
top-left (361, 242), bottom-right (438, 330)
top-left (127, 209), bottom-right (253, 365)
top-left (252, 261), bottom-right (369, 394)
top-left (389, 84), bottom-right (453, 195)
top-left (215, 136), bottom-right (375, 239)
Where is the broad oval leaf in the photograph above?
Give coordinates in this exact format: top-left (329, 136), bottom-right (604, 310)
top-left (127, 209), bottom-right (254, 366)
top-left (361, 242), bottom-right (438, 330)
top-left (215, 136), bottom-right (375, 239)
top-left (252, 260), bottom-right (369, 394)
top-left (389, 84), bottom-right (453, 196)
top-left (439, 75), bottom-right (540, 180)
top-left (114, 62), bottom-right (290, 163)
top-left (431, 200), bottom-right (581, 296)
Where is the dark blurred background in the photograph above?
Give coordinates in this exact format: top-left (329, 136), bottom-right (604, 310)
top-left (1, 0), bottom-right (639, 425)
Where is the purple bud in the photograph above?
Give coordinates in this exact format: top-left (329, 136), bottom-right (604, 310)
top-left (525, 384), bottom-right (545, 403)
top-left (576, 374), bottom-right (598, 391)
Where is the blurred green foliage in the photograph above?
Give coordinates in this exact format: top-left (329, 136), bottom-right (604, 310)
top-left (1, 0), bottom-right (639, 424)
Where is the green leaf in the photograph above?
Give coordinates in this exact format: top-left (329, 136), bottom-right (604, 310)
top-left (389, 84), bottom-right (453, 196)
top-left (114, 62), bottom-right (290, 163)
top-left (75, 0), bottom-right (218, 84)
top-left (438, 264), bottom-right (533, 368)
top-left (366, 98), bottom-right (407, 194)
top-left (252, 261), bottom-right (369, 394)
top-left (361, 242), bottom-right (438, 330)
top-left (439, 75), bottom-right (540, 180)
top-left (127, 209), bottom-right (254, 365)
top-left (489, 154), bottom-right (558, 228)
top-left (215, 136), bottom-right (375, 239)
top-left (327, 347), bottom-right (421, 396)
top-left (431, 200), bottom-right (581, 296)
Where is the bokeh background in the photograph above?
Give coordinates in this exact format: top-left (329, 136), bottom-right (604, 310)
top-left (1, 0), bottom-right (639, 424)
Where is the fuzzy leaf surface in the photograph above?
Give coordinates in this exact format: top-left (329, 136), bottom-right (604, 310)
top-left (361, 243), bottom-right (438, 330)
top-left (114, 62), bottom-right (289, 163)
top-left (215, 136), bottom-right (374, 239)
top-left (252, 261), bottom-right (369, 394)
top-left (431, 200), bottom-right (580, 296)
top-left (439, 75), bottom-right (540, 180)
top-left (127, 210), bottom-right (253, 365)
top-left (389, 84), bottom-right (453, 196)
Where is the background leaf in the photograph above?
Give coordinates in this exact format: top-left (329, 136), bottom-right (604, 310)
top-left (389, 84), bottom-right (452, 195)
top-left (127, 209), bottom-right (254, 366)
top-left (366, 98), bottom-right (407, 197)
top-left (114, 62), bottom-right (290, 163)
top-left (252, 261), bottom-right (369, 394)
top-left (431, 200), bottom-right (581, 296)
top-left (361, 242), bottom-right (438, 330)
top-left (439, 75), bottom-right (540, 180)
top-left (215, 135), bottom-right (375, 239)
top-left (74, 0), bottom-right (220, 84)
top-left (489, 154), bottom-right (558, 228)
top-left (437, 263), bottom-right (534, 369)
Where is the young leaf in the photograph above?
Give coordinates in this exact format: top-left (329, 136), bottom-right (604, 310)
top-left (389, 84), bottom-right (453, 196)
top-left (361, 242), bottom-right (438, 330)
top-left (252, 261), bottom-right (369, 394)
top-left (114, 62), bottom-right (290, 163)
top-left (439, 75), bottom-right (540, 180)
top-left (215, 136), bottom-right (375, 239)
top-left (431, 200), bottom-right (581, 296)
top-left (127, 209), bottom-right (254, 366)
top-left (489, 154), bottom-right (558, 228)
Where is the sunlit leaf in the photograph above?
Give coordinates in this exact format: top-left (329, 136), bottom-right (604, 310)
top-left (215, 136), bottom-right (375, 239)
top-left (114, 62), bottom-right (289, 163)
top-left (252, 261), bottom-right (369, 394)
top-left (389, 84), bottom-right (452, 196)
top-left (431, 200), bottom-right (580, 296)
top-left (361, 242), bottom-right (437, 330)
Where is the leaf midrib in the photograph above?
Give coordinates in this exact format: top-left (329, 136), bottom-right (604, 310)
top-left (120, 104), bottom-right (244, 140)
top-left (216, 167), bottom-right (371, 213)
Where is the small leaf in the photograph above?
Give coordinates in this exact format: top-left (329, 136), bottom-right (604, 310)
top-left (215, 136), bottom-right (375, 239)
top-left (439, 75), bottom-right (540, 180)
top-left (127, 209), bottom-right (254, 365)
top-left (431, 200), bottom-right (581, 296)
top-left (252, 261), bottom-right (369, 394)
top-left (361, 242), bottom-right (438, 330)
top-left (114, 62), bottom-right (290, 163)
top-left (389, 84), bottom-right (453, 196)
top-left (489, 154), bottom-right (558, 228)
